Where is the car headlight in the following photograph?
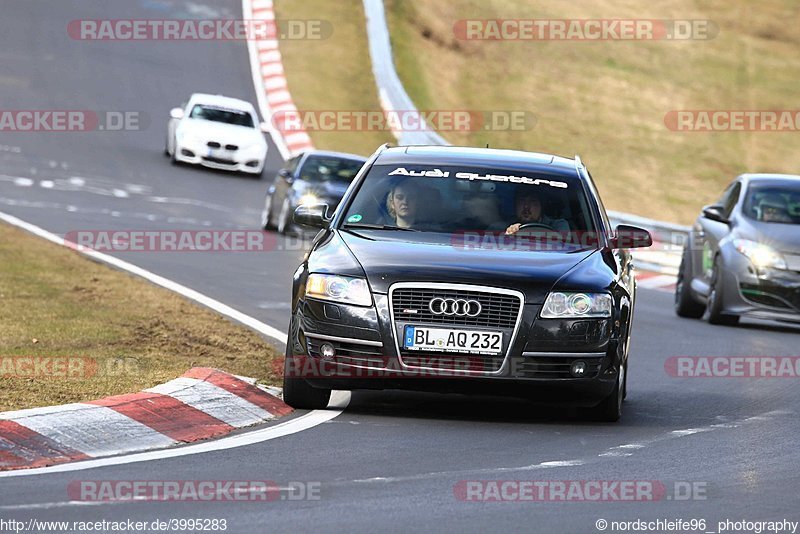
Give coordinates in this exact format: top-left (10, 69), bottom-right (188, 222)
top-left (177, 130), bottom-right (201, 146)
top-left (305, 274), bottom-right (372, 307)
top-left (541, 292), bottom-right (612, 318)
top-left (298, 193), bottom-right (320, 207)
top-left (733, 239), bottom-right (787, 270)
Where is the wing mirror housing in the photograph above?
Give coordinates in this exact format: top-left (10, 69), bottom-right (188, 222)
top-left (702, 204), bottom-right (729, 224)
top-left (294, 203), bottom-right (331, 229)
top-left (610, 224), bottom-right (653, 249)
top-left (170, 107), bottom-right (184, 120)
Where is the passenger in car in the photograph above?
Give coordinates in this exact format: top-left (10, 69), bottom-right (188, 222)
top-left (386, 179), bottom-right (420, 228)
top-left (505, 189), bottom-right (570, 235)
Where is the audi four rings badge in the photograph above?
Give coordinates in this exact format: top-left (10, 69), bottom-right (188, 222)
top-left (428, 298), bottom-right (482, 317)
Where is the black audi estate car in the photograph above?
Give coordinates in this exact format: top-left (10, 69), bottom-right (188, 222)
top-left (283, 145), bottom-right (652, 421)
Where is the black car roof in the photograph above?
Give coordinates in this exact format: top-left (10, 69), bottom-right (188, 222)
top-left (375, 145), bottom-right (580, 178)
top-left (302, 150), bottom-right (367, 162)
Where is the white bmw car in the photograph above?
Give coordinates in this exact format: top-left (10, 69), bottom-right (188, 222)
top-left (166, 93), bottom-right (269, 176)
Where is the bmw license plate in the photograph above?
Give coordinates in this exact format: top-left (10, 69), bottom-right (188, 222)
top-left (403, 326), bottom-right (502, 355)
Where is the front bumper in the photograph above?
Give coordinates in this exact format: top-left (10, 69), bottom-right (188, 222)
top-left (175, 141), bottom-right (266, 174)
top-left (288, 289), bottom-right (621, 406)
top-left (720, 253), bottom-right (800, 323)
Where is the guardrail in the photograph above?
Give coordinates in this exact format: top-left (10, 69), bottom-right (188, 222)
top-left (363, 0), bottom-right (687, 274)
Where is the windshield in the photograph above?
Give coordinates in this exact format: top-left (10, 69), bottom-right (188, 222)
top-left (189, 105), bottom-right (255, 128)
top-left (742, 183), bottom-right (800, 225)
top-left (341, 164), bottom-right (599, 247)
top-left (299, 156), bottom-right (364, 183)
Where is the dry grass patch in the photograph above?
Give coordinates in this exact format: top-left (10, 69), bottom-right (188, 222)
top-left (0, 223), bottom-right (282, 412)
top-left (386, 0), bottom-right (800, 223)
top-left (274, 0), bottom-right (394, 155)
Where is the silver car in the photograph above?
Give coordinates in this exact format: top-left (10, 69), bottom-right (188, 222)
top-left (675, 174), bottom-right (800, 325)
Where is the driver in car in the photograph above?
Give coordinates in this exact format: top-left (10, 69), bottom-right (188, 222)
top-left (757, 194), bottom-right (794, 223)
top-left (505, 189), bottom-right (570, 235)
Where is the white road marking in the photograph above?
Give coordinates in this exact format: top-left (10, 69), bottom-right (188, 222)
top-left (0, 210), bottom-right (289, 344)
top-left (13, 177), bottom-right (33, 187)
top-left (39, 180), bottom-right (54, 189)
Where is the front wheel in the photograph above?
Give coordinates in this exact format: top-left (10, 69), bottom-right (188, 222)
top-left (675, 247), bottom-right (706, 318)
top-left (261, 194), bottom-right (275, 230)
top-left (592, 363), bottom-right (625, 422)
top-left (277, 198), bottom-right (293, 235)
top-left (282, 350), bottom-right (331, 410)
top-left (707, 256), bottom-right (740, 326)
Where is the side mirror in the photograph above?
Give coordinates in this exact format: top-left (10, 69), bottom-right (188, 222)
top-left (259, 122), bottom-right (270, 134)
top-left (294, 203), bottom-right (331, 229)
top-left (702, 204), bottom-right (728, 224)
top-left (170, 107), bottom-right (184, 120)
top-left (278, 168), bottom-right (294, 184)
top-left (610, 224), bottom-right (652, 249)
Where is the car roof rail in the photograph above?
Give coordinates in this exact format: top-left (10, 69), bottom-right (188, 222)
top-left (574, 154), bottom-right (586, 177)
top-left (371, 143), bottom-right (392, 157)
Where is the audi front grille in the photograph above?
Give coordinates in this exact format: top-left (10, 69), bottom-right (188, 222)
top-left (391, 287), bottom-right (520, 328)
top-left (389, 282), bottom-right (524, 375)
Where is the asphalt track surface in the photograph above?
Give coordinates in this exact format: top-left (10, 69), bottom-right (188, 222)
top-left (1, 2), bottom-right (799, 532)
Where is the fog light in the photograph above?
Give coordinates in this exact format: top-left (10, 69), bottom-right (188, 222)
top-left (320, 343), bottom-right (335, 360)
top-left (570, 360), bottom-right (587, 377)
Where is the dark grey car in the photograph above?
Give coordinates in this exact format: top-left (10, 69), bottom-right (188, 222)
top-left (261, 150), bottom-right (367, 234)
top-left (675, 174), bottom-right (800, 325)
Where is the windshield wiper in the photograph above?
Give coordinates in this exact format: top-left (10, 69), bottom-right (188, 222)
top-left (342, 223), bottom-right (419, 232)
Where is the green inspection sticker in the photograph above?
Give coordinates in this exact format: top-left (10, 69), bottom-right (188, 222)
top-left (347, 214), bottom-right (363, 223)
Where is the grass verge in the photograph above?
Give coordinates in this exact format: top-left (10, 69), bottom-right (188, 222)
top-left (0, 222), bottom-right (282, 412)
top-left (383, 0), bottom-right (800, 224)
top-left (274, 0), bottom-right (394, 156)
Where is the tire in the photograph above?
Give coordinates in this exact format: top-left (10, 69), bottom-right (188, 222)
top-left (675, 247), bottom-right (706, 318)
top-left (707, 255), bottom-right (740, 326)
top-left (261, 194), bottom-right (275, 230)
top-left (282, 349), bottom-right (331, 410)
top-left (277, 198), bottom-right (293, 235)
top-left (592, 362), bottom-right (625, 422)
top-left (169, 136), bottom-right (179, 166)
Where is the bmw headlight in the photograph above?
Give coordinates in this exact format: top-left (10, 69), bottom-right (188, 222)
top-left (733, 239), bottom-right (787, 270)
top-left (541, 292), bottom-right (612, 318)
top-left (305, 274), bottom-right (371, 307)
